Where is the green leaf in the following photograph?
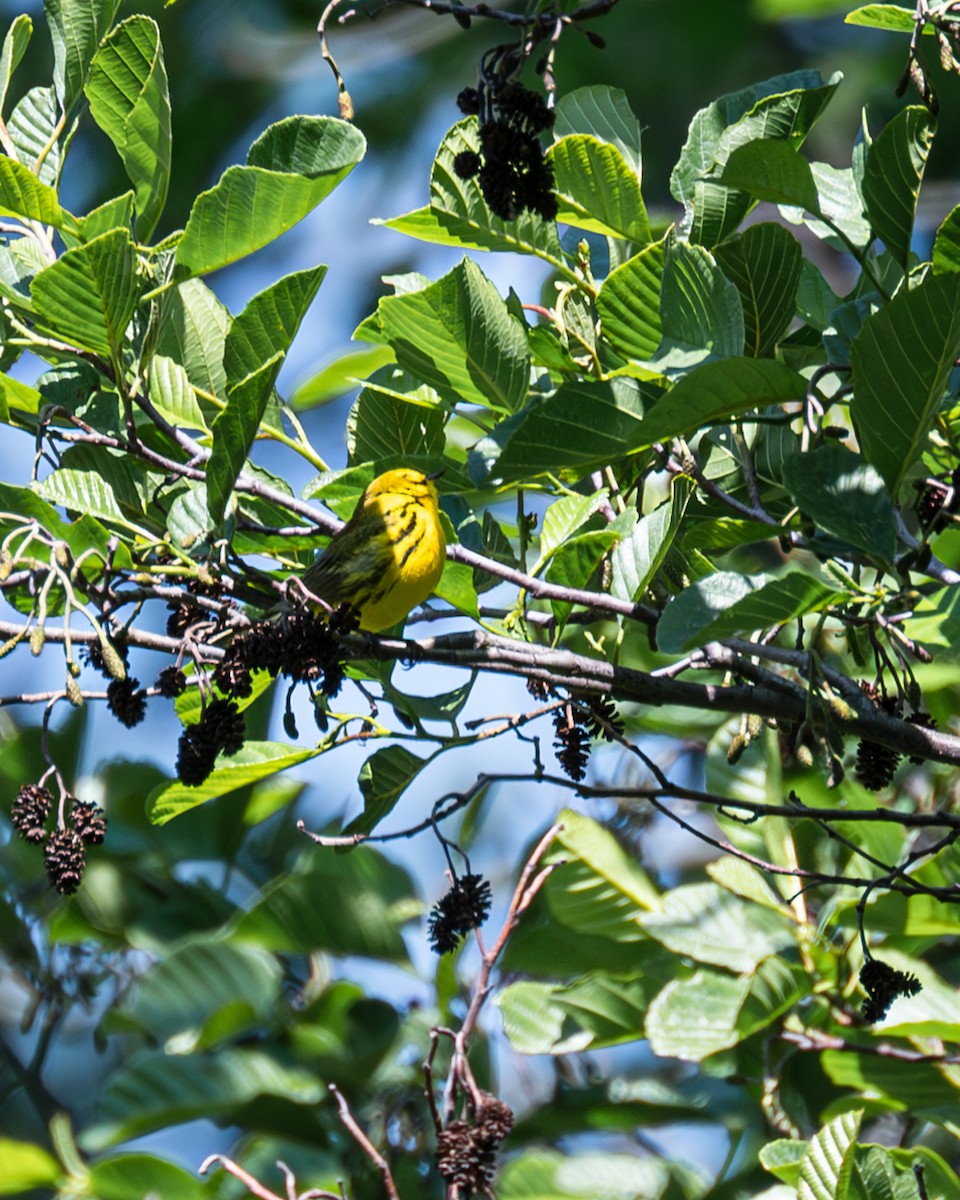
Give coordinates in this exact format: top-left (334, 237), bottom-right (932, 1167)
top-left (547, 808), bottom-right (661, 933)
top-left (553, 85), bottom-right (643, 178)
top-left (781, 444), bottom-right (896, 561)
top-left (497, 972), bottom-right (649, 1054)
top-left (547, 135), bottom-right (650, 243)
top-left (537, 490), bottom-right (610, 565)
top-left (346, 377), bottom-right (446, 466)
top-left (630, 358), bottom-right (805, 448)
top-left (652, 241), bottom-right (745, 369)
top-left (0, 372), bottom-right (41, 425)
top-left (378, 119), bottom-right (570, 277)
top-left (822, 1051), bottom-right (960, 1116)
top-left (147, 742), bottom-right (320, 825)
top-left (0, 1140), bottom-right (61, 1193)
top-left (156, 277), bottom-right (230, 397)
top-left (176, 116), bottom-right (365, 276)
top-left (657, 570), bottom-right (844, 654)
top-left (845, 5), bottom-right (922, 33)
top-left (10, 86), bottom-right (60, 187)
top-left (719, 138), bottom-right (820, 211)
top-left (0, 155), bottom-right (70, 228)
top-left (31, 227), bottom-right (138, 357)
top-left (82, 1048), bottom-right (324, 1151)
top-left (714, 222), bottom-right (803, 356)
top-left (290, 344), bottom-right (396, 409)
top-left (850, 273), bottom-right (960, 496)
top-left (147, 354), bottom-right (209, 432)
top-left (546, 527), bottom-right (621, 626)
top-left (798, 1110), bottom-right (863, 1200)
top-left (45, 0), bottom-right (120, 114)
top-left (498, 1151), bottom-right (669, 1200)
top-left (610, 476), bottom-right (693, 603)
top-left (638, 882), bottom-right (794, 972)
top-left (0, 14), bottom-right (33, 119)
top-left (906, 585), bottom-right (960, 652)
top-left (671, 69), bottom-right (839, 245)
top-left (761, 1139), bottom-right (810, 1187)
top-left (76, 190), bottom-right (135, 242)
top-left (932, 204), bottom-right (960, 275)
top-left (863, 104), bottom-right (934, 269)
top-left (645, 968), bottom-right (753, 1061)
top-left (376, 258), bottom-right (530, 412)
top-left (347, 745), bottom-right (428, 836)
top-left (470, 376), bottom-right (653, 485)
top-left (596, 238), bottom-right (665, 362)
top-left (223, 264), bottom-right (326, 390)
top-left (89, 1155), bottom-right (207, 1200)
top-left (229, 847), bottom-right (416, 961)
top-left (85, 15), bottom-right (172, 240)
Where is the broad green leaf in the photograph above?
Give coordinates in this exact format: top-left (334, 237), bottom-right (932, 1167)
top-left (346, 745), bottom-right (428, 836)
top-left (761, 1139), bottom-right (809, 1187)
top-left (470, 376), bottom-right (654, 485)
top-left (553, 85), bottom-right (643, 178)
top-left (435, 555), bottom-right (480, 619)
top-left (672, 69), bottom-right (839, 244)
top-left (798, 1110), bottom-right (862, 1200)
top-left (291, 344), bottom-right (396, 409)
top-left (537, 490), bottom-right (610, 565)
top-left (652, 241), bottom-right (745, 369)
top-left (156, 276), bottom-right (230, 397)
top-left (845, 5), bottom-right (924, 33)
top-left (346, 378), bottom-right (445, 466)
top-left (89, 1155), bottom-right (207, 1200)
top-left (546, 526), bottom-right (621, 626)
top-left (907, 586), bottom-right (960, 653)
top-left (31, 227), bottom-right (138, 357)
top-left (707, 855), bottom-right (792, 914)
top-left (821, 1052), bottom-right (960, 1116)
top-left (630, 358), bottom-right (804, 448)
top-left (882, 1148), bottom-right (960, 1200)
top-left (76, 190), bottom-right (135, 242)
top-left (714, 223), bottom-right (803, 356)
top-left (0, 1140), bottom-right (61, 1193)
top-left (205, 351), bottom-right (283, 527)
top-left (377, 257), bottom-right (529, 412)
top-left (147, 742), bottom-right (320, 825)
top-left (45, 0), bottom-right (120, 114)
top-left (850, 273), bottom-right (960, 495)
top-left (646, 968), bottom-right (753, 1061)
top-left (147, 354), bottom-right (209, 432)
top-left (0, 372), bottom-right (41, 424)
top-left (229, 847), bottom-right (416, 961)
top-left (862, 106), bottom-right (934, 268)
top-left (9, 85), bottom-right (59, 187)
top-left (497, 972), bottom-right (648, 1054)
top-left (176, 116), bottom-right (365, 276)
top-left (37, 444), bottom-right (163, 532)
top-left (657, 570), bottom-right (844, 654)
top-left (597, 238), bottom-right (665, 362)
top-left (223, 264), bottom-right (326, 390)
top-left (378, 119), bottom-right (570, 277)
top-left (111, 940), bottom-right (280, 1042)
top-left (932, 204), bottom-right (960, 274)
top-left (0, 155), bottom-right (70, 227)
top-left (547, 808), bottom-right (661, 932)
top-left (498, 1151), bottom-right (669, 1200)
top-left (639, 882), bottom-right (794, 971)
top-left (781, 445), bottom-right (896, 561)
top-left (547, 135), bottom-right (650, 243)
top-left (85, 16), bottom-right (172, 240)
top-left (720, 138), bottom-right (819, 211)
top-left (610, 476), bottom-right (693, 603)
top-left (82, 1048), bottom-right (323, 1150)
top-left (0, 15), bottom-right (33, 118)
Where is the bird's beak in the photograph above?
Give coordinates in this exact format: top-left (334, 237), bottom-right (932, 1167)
top-left (426, 468), bottom-right (444, 481)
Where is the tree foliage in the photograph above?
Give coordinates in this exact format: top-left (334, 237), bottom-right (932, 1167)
top-left (1, 2), bottom-right (960, 1198)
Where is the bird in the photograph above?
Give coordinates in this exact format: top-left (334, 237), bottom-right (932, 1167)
top-left (301, 468), bottom-right (446, 632)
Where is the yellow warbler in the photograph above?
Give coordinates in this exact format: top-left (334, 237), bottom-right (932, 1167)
top-left (302, 468), bottom-right (446, 631)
